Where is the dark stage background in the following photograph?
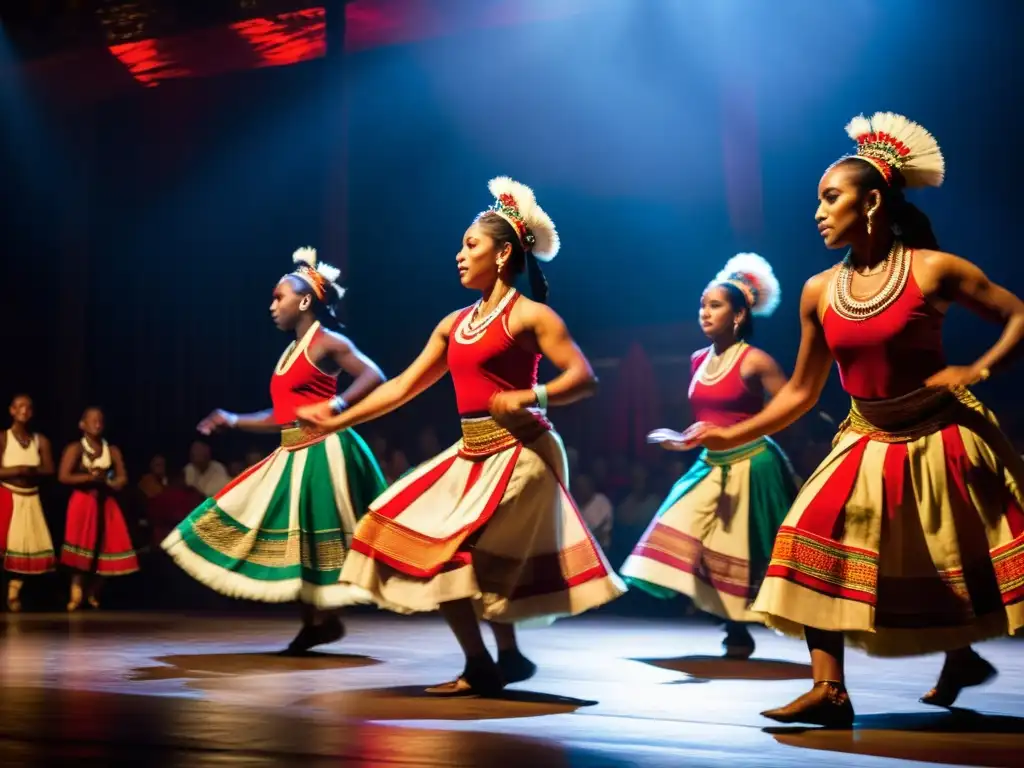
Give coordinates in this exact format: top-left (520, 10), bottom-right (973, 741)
top-left (1, 0), bottom-right (1023, 608)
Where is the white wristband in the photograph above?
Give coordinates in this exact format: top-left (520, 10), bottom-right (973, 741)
top-left (531, 384), bottom-right (548, 411)
top-left (329, 395), bottom-right (349, 414)
top-left (224, 412), bottom-right (239, 428)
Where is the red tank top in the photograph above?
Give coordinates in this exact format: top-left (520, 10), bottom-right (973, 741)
top-left (269, 323), bottom-right (338, 424)
top-left (822, 250), bottom-right (946, 400)
top-left (688, 345), bottom-right (764, 427)
top-left (447, 291), bottom-right (541, 416)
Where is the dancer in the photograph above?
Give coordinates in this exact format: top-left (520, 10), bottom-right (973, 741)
top-left (621, 254), bottom-right (798, 658)
top-left (681, 112), bottom-right (1024, 726)
top-left (162, 247), bottom-right (387, 653)
top-left (0, 394), bottom-right (57, 611)
top-left (59, 407), bottom-right (139, 610)
top-left (298, 177), bottom-right (625, 695)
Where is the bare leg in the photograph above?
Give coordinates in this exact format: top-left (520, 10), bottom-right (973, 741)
top-left (760, 628), bottom-right (854, 727)
top-left (489, 621), bottom-right (537, 684)
top-left (86, 576), bottom-right (104, 608)
top-left (921, 645), bottom-right (997, 707)
top-left (425, 599), bottom-right (502, 695)
top-left (67, 573), bottom-right (84, 611)
top-left (7, 578), bottom-right (24, 612)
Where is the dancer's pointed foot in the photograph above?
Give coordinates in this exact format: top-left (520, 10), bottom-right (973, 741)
top-left (920, 650), bottom-right (997, 707)
top-left (425, 656), bottom-right (504, 697)
top-left (761, 681), bottom-right (854, 728)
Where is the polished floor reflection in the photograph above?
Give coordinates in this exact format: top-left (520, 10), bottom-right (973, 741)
top-left (1, 612), bottom-right (1021, 766)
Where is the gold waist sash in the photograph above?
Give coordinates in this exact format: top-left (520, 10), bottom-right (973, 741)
top-left (460, 415), bottom-right (547, 458)
top-left (280, 425), bottom-right (331, 450)
top-left (838, 386), bottom-right (982, 444)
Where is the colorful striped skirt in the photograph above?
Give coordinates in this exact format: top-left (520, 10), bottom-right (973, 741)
top-left (62, 489), bottom-right (139, 576)
top-left (752, 386), bottom-right (1024, 656)
top-left (162, 426), bottom-right (386, 608)
top-left (620, 437), bottom-right (798, 621)
top-left (1, 485), bottom-right (56, 575)
top-left (340, 415), bottom-right (626, 622)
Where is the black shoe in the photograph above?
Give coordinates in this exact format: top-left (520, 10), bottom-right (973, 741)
top-left (498, 649), bottom-right (537, 684)
top-left (283, 616), bottom-right (345, 655)
top-left (920, 651), bottom-right (997, 707)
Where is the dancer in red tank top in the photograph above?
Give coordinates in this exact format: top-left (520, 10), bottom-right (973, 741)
top-left (621, 254), bottom-right (798, 659)
top-left (162, 247), bottom-right (388, 654)
top-left (299, 177), bottom-right (624, 695)
top-left (684, 113), bottom-right (1024, 727)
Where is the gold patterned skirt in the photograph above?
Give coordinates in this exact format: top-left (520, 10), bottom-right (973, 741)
top-left (339, 414), bottom-right (626, 622)
top-left (162, 427), bottom-right (386, 607)
top-left (752, 387), bottom-right (1024, 656)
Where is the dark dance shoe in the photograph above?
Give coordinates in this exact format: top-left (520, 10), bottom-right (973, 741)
top-left (722, 625), bottom-right (755, 660)
top-left (761, 681), bottom-right (855, 728)
top-left (498, 649), bottom-right (537, 684)
top-left (425, 657), bottom-right (505, 697)
top-left (282, 616), bottom-right (345, 655)
top-left (920, 651), bottom-right (997, 707)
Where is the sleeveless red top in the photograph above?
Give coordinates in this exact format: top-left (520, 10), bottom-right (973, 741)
top-left (822, 251), bottom-right (946, 400)
top-left (447, 291), bottom-right (541, 416)
top-left (688, 345), bottom-right (764, 427)
top-left (269, 323), bottom-right (338, 424)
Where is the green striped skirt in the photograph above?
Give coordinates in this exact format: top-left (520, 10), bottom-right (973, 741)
top-left (620, 437), bottom-right (798, 622)
top-left (162, 428), bottom-right (387, 608)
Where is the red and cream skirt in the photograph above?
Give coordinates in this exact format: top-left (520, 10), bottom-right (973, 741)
top-left (340, 414), bottom-right (626, 622)
top-left (0, 485), bottom-right (56, 575)
top-left (752, 386), bottom-right (1024, 656)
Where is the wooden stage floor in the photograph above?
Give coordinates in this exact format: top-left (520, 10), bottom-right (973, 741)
top-left (1, 612), bottom-right (1021, 767)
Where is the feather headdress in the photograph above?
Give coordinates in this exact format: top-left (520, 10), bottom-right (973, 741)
top-left (711, 252), bottom-right (781, 318)
top-left (287, 247), bottom-right (345, 301)
top-left (844, 112), bottom-right (945, 189)
top-left (487, 176), bottom-right (560, 261)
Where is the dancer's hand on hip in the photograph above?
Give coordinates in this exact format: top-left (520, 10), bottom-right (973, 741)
top-left (489, 390), bottom-right (537, 418)
top-left (296, 401), bottom-right (341, 430)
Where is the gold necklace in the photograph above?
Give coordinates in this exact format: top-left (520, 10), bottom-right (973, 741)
top-left (830, 240), bottom-right (910, 321)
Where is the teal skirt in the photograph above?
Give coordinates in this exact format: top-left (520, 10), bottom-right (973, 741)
top-left (620, 437), bottom-right (798, 621)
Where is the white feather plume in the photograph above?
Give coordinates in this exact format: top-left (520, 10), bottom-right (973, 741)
top-left (487, 176), bottom-right (561, 261)
top-left (844, 111), bottom-right (945, 189)
top-left (714, 252), bottom-right (781, 318)
top-left (292, 246), bottom-right (318, 267)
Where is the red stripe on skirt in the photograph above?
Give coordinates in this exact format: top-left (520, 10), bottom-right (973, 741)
top-left (0, 487), bottom-right (11, 553)
top-left (212, 451), bottom-right (276, 500)
top-left (352, 446), bottom-right (522, 577)
top-left (797, 437), bottom-right (869, 539)
top-left (374, 454), bottom-right (459, 521)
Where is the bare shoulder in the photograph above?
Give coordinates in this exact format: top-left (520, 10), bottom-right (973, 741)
top-left (743, 345), bottom-right (777, 366)
top-left (109, 444), bottom-right (124, 459)
top-left (511, 295), bottom-right (562, 326)
top-left (318, 328), bottom-right (355, 352)
top-left (915, 248), bottom-right (973, 274)
top-left (802, 266), bottom-right (837, 317)
top-left (35, 433), bottom-right (51, 449)
top-left (436, 309), bottom-right (465, 338)
top-left (62, 441), bottom-right (82, 459)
